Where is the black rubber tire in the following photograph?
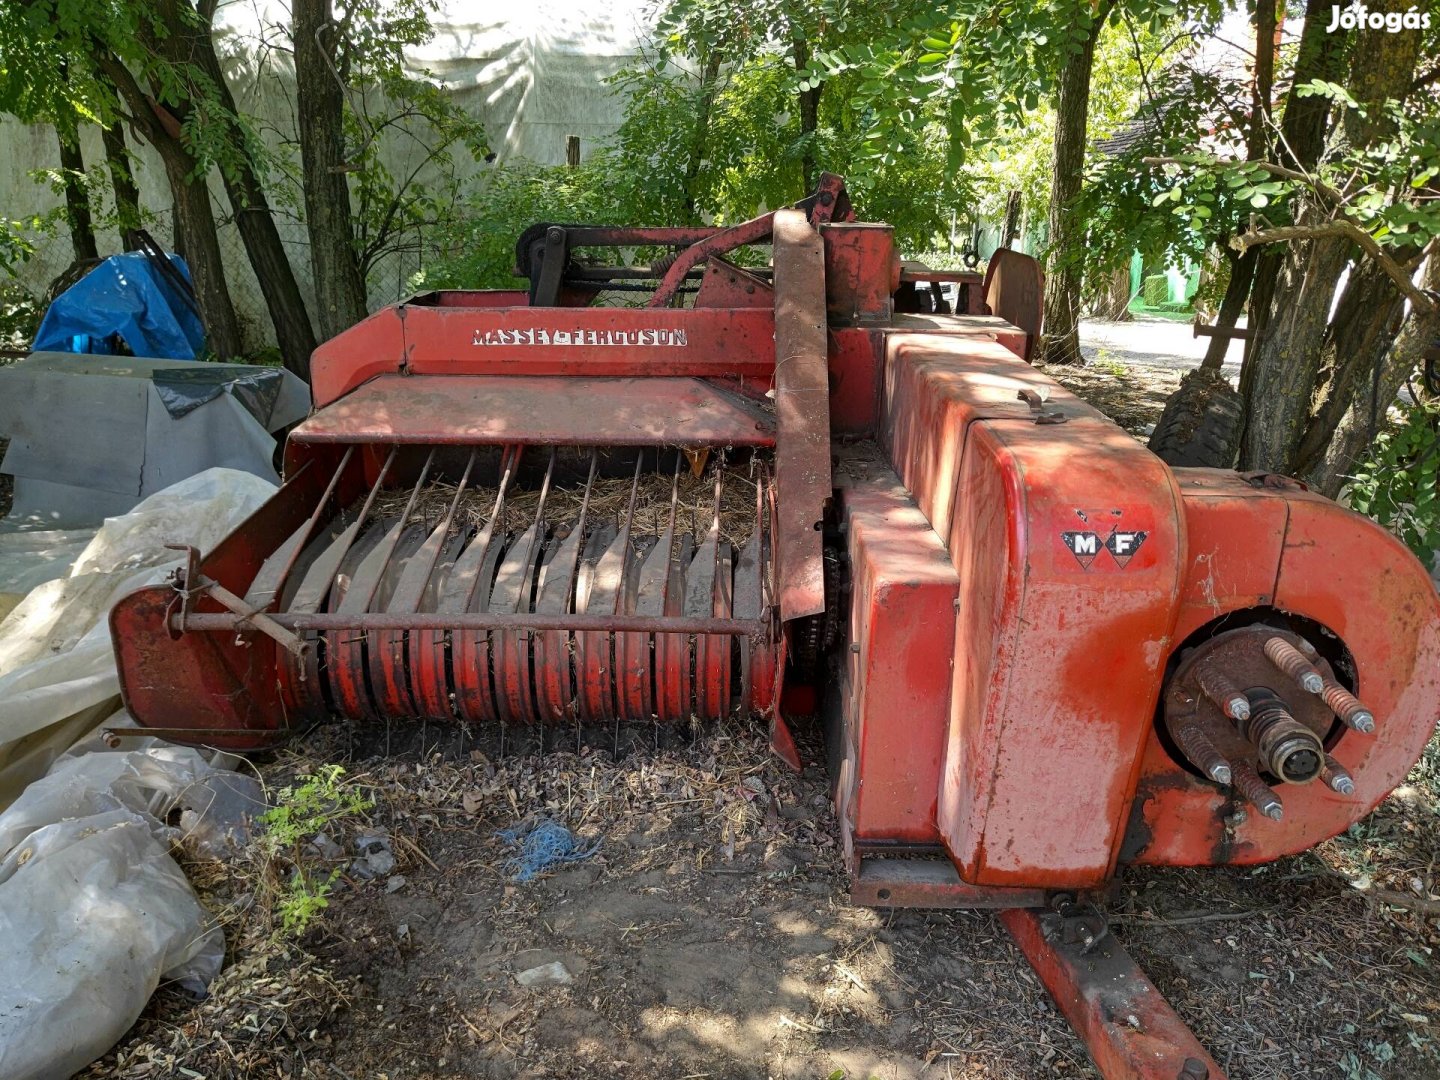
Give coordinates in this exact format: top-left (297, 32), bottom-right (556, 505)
top-left (1148, 368), bottom-right (1243, 468)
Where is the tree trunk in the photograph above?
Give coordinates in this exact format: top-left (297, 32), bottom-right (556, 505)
top-left (55, 125), bottom-right (98, 262)
top-left (1199, 250), bottom-right (1254, 369)
top-left (1036, 5), bottom-right (1112, 366)
top-left (1242, 0), bottom-right (1348, 356)
top-left (1001, 189), bottom-right (1022, 248)
top-left (1309, 255), bottom-right (1440, 494)
top-left (1292, 257), bottom-right (1412, 484)
top-left (1090, 266), bottom-right (1133, 321)
top-left (92, 50), bottom-right (244, 359)
top-left (101, 122), bottom-right (144, 250)
top-left (1198, 0), bottom-right (1274, 370)
top-left (162, 143), bottom-right (245, 359)
top-left (793, 38), bottom-right (820, 193)
top-left (295, 0), bottom-right (368, 343)
top-left (181, 1), bottom-right (316, 377)
top-left (682, 52), bottom-right (722, 221)
top-left (1238, 0), bottom-right (1421, 473)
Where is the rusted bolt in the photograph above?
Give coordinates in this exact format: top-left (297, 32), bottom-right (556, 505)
top-left (1232, 761), bottom-right (1284, 821)
top-left (1174, 723), bottom-right (1232, 785)
top-left (1263, 636), bottom-right (1324, 694)
top-left (1321, 754), bottom-right (1356, 795)
top-left (1320, 679), bottom-right (1375, 733)
top-left (1196, 667), bottom-right (1251, 721)
top-left (1178, 1059), bottom-right (1210, 1080)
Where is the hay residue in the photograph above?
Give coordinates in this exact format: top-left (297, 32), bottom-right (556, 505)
top-left (370, 461), bottom-right (765, 546)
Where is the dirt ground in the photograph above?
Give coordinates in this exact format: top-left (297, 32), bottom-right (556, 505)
top-left (83, 361), bottom-right (1440, 1080)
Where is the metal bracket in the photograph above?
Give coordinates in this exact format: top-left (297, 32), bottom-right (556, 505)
top-left (1017, 387), bottom-right (1067, 424)
top-left (166, 543), bottom-right (311, 663)
top-left (1045, 891), bottom-right (1109, 952)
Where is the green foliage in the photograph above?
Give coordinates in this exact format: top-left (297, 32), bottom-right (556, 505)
top-left (259, 765), bottom-right (372, 937)
top-left (328, 0), bottom-right (492, 277)
top-left (1146, 75), bottom-right (1440, 285)
top-left (0, 278), bottom-right (41, 349)
top-left (1346, 401), bottom-right (1440, 568)
top-left (272, 869), bottom-right (341, 938)
top-left (604, 0), bottom-right (960, 247)
top-left (0, 214), bottom-right (48, 276)
top-left (415, 158), bottom-right (626, 291)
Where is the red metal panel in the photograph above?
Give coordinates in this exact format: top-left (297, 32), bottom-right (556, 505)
top-left (310, 306), bottom-right (408, 409)
top-left (412, 290), bottom-right (530, 308)
top-left (292, 376), bottom-right (776, 448)
top-left (1127, 477), bottom-right (1440, 868)
top-left (820, 223), bottom-right (896, 325)
top-left (836, 452), bottom-right (958, 844)
top-left (888, 315), bottom-right (1031, 359)
top-left (882, 332), bottom-right (1111, 542)
top-left (827, 329), bottom-right (882, 435)
top-left (1001, 907), bottom-right (1227, 1080)
top-left (310, 306), bottom-right (780, 408)
top-left (931, 406), bottom-right (1185, 888)
top-left (693, 258), bottom-right (773, 309)
top-left (979, 249), bottom-right (1044, 362)
top-left (112, 460), bottom-right (340, 748)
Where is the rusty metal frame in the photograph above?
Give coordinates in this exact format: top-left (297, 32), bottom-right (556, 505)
top-left (771, 209), bottom-right (832, 621)
top-left (1001, 902), bottom-right (1227, 1080)
top-left (173, 611), bottom-right (770, 635)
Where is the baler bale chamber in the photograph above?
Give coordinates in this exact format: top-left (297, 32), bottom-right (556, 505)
top-left (110, 176), bottom-right (1440, 1080)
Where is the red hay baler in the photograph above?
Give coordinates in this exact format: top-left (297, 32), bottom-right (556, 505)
top-left (110, 177), bottom-right (1440, 1078)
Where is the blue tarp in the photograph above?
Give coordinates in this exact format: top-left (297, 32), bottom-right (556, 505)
top-left (32, 252), bottom-right (205, 360)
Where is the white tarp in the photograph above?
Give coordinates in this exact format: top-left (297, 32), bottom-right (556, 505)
top-left (0, 467), bottom-right (275, 806)
top-left (0, 744), bottom-right (242, 1080)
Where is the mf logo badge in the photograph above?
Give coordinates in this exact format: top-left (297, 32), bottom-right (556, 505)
top-left (1104, 528), bottom-right (1147, 568)
top-left (1061, 530), bottom-right (1103, 570)
top-left (1062, 511), bottom-right (1148, 571)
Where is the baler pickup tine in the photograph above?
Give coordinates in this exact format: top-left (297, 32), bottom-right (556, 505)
top-left (440, 444), bottom-right (521, 726)
top-left (284, 445), bottom-right (398, 616)
top-left (392, 448), bottom-right (477, 617)
top-left (246, 447), bottom-right (356, 612)
top-left (649, 456), bottom-right (684, 723)
top-left (533, 451), bottom-right (594, 724)
top-left (493, 449), bottom-right (555, 725)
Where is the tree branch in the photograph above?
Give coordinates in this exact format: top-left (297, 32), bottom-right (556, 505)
top-left (1142, 155), bottom-right (1344, 205)
top-left (1229, 220), bottom-right (1437, 313)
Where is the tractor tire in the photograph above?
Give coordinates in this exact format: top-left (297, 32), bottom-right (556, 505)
top-left (1148, 368), bottom-right (1243, 468)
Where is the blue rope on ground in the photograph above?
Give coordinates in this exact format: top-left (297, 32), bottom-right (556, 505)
top-left (496, 818), bottom-right (600, 882)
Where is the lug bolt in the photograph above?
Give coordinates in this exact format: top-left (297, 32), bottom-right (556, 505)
top-left (1197, 667), bottom-right (1251, 721)
top-left (1174, 723), bottom-right (1233, 785)
top-left (1321, 754), bottom-right (1356, 795)
top-left (1232, 761), bottom-right (1284, 821)
top-left (1263, 636), bottom-right (1324, 694)
top-left (1320, 680), bottom-right (1375, 733)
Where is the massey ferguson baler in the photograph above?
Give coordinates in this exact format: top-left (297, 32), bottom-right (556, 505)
top-left (111, 177), bottom-right (1440, 1079)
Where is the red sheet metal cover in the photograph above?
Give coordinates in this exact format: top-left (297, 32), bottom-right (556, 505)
top-left (1127, 475), bottom-right (1440, 868)
top-left (882, 336), bottom-right (1186, 889)
top-left (290, 375), bottom-right (776, 447)
top-left (836, 450), bottom-right (959, 845)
